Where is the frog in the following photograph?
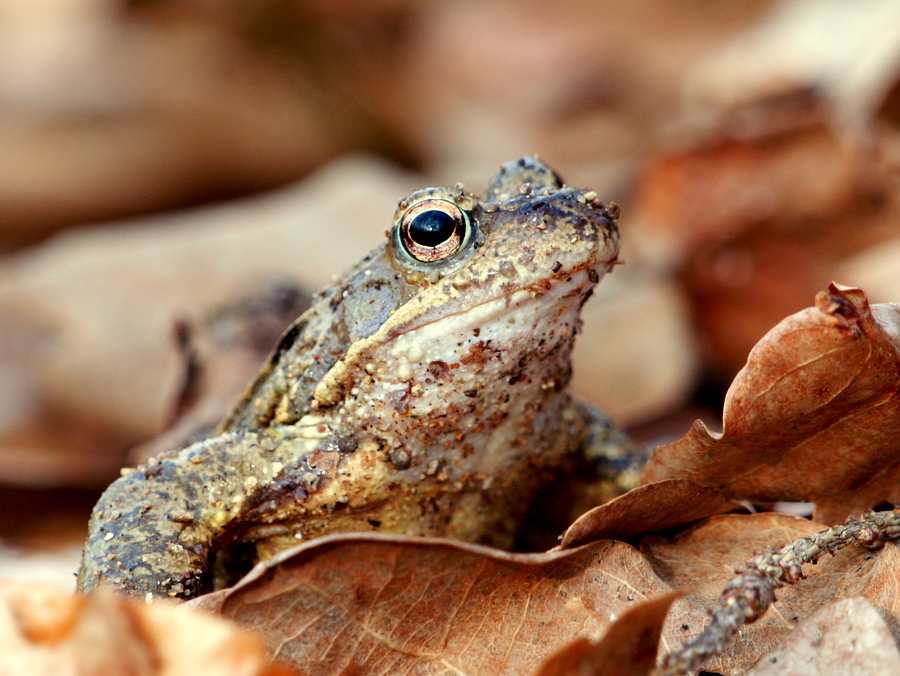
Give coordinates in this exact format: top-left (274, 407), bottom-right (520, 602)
top-left (77, 156), bottom-right (643, 601)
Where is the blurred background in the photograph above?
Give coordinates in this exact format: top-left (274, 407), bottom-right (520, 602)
top-left (2, 0), bottom-right (900, 586)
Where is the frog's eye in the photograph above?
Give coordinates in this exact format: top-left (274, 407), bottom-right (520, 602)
top-left (399, 199), bottom-right (468, 263)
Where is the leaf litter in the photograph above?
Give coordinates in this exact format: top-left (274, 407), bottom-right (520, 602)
top-left (188, 533), bottom-right (693, 676)
top-left (186, 511), bottom-right (900, 676)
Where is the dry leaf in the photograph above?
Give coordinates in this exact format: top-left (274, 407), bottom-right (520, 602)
top-left (197, 532), bottom-right (692, 676)
top-left (643, 284), bottom-right (900, 524)
top-left (0, 579), bottom-right (292, 675)
top-left (745, 597), bottom-right (900, 676)
top-left (193, 512), bottom-right (900, 676)
top-left (558, 479), bottom-right (739, 550)
top-left (531, 592), bottom-right (682, 676)
top-left (641, 513), bottom-right (900, 674)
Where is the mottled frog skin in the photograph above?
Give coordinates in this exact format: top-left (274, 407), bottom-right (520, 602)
top-left (78, 157), bottom-right (629, 600)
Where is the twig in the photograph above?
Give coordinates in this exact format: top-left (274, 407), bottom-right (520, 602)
top-left (653, 509), bottom-right (900, 676)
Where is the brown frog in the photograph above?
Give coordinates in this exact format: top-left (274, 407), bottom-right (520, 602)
top-left (77, 156), bottom-right (640, 601)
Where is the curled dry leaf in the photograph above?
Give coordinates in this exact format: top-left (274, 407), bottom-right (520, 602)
top-left (198, 532), bottom-right (695, 676)
top-left (195, 513), bottom-right (900, 676)
top-left (0, 579), bottom-right (293, 676)
top-left (531, 591), bottom-right (683, 676)
top-left (558, 479), bottom-right (740, 550)
top-left (643, 284), bottom-right (900, 524)
top-left (745, 597), bottom-right (900, 676)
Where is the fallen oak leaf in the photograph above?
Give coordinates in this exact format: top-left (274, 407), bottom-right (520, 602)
top-left (531, 591), bottom-right (683, 676)
top-left (188, 532), bottom-right (697, 676)
top-left (193, 514), bottom-right (900, 676)
top-left (558, 479), bottom-right (741, 550)
top-left (643, 283), bottom-right (900, 524)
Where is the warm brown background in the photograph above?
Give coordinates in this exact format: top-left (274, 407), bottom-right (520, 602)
top-left (2, 0), bottom-right (900, 587)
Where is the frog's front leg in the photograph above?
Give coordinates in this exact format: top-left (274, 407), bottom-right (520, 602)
top-left (575, 401), bottom-right (650, 498)
top-left (76, 429), bottom-right (328, 600)
top-left (557, 402), bottom-right (648, 531)
top-left (515, 401), bottom-right (650, 551)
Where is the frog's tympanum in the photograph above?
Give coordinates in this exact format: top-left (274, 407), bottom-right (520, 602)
top-left (78, 157), bottom-right (632, 600)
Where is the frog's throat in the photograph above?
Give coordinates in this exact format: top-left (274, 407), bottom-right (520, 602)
top-left (311, 264), bottom-right (610, 408)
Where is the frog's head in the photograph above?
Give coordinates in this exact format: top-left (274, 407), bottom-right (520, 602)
top-left (206, 157), bottom-right (623, 553)
top-left (312, 156), bottom-right (620, 409)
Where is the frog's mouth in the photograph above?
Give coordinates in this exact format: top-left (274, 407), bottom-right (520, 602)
top-left (390, 262), bottom-right (610, 338)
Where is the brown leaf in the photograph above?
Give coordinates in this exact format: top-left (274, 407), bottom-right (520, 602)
top-left (643, 284), bottom-right (900, 523)
top-left (206, 532), bottom-right (690, 676)
top-left (745, 597), bottom-right (900, 676)
top-left (641, 512), bottom-right (900, 674)
top-left (531, 592), bottom-right (682, 676)
top-left (199, 513), bottom-right (900, 676)
top-left (0, 579), bottom-right (292, 675)
top-left (558, 479), bottom-right (740, 550)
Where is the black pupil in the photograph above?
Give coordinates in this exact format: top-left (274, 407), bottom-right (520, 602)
top-left (409, 210), bottom-right (457, 247)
